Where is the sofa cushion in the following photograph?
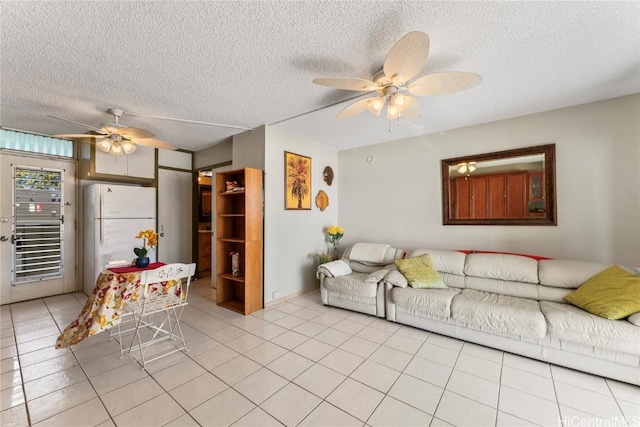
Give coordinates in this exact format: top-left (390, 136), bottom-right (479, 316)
top-left (538, 259), bottom-right (610, 289)
top-left (464, 253), bottom-right (539, 284)
top-left (391, 287), bottom-right (461, 318)
top-left (395, 254), bottom-right (447, 289)
top-left (540, 301), bottom-right (640, 354)
top-left (364, 269), bottom-right (391, 283)
top-left (406, 249), bottom-right (466, 276)
top-left (451, 289), bottom-right (546, 339)
top-left (323, 272), bottom-right (377, 298)
top-left (564, 266), bottom-right (640, 319)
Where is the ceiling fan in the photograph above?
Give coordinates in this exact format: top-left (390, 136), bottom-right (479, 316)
top-left (49, 108), bottom-right (176, 156)
top-left (313, 31), bottom-right (481, 121)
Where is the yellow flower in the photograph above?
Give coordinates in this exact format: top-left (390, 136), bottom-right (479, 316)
top-left (327, 225), bottom-right (344, 244)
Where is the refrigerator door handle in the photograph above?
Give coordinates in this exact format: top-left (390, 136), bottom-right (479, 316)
top-left (99, 193), bottom-right (104, 245)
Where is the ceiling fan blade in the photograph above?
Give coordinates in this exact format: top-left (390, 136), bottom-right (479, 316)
top-left (383, 31), bottom-right (430, 84)
top-left (337, 97), bottom-right (376, 119)
top-left (133, 138), bottom-right (176, 150)
top-left (400, 96), bottom-right (421, 120)
top-left (47, 115), bottom-right (104, 133)
top-left (52, 133), bottom-right (106, 139)
top-left (408, 72), bottom-right (482, 96)
top-left (313, 77), bottom-right (378, 91)
top-left (109, 127), bottom-right (155, 139)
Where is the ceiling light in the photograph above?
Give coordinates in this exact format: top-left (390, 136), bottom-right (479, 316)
top-left (96, 136), bottom-right (136, 156)
top-left (367, 97), bottom-right (385, 116)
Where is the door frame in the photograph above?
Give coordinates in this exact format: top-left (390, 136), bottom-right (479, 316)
top-left (193, 161), bottom-right (232, 286)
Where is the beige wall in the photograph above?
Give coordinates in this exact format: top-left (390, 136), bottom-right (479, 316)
top-left (193, 138), bottom-right (232, 169)
top-left (337, 95), bottom-right (640, 266)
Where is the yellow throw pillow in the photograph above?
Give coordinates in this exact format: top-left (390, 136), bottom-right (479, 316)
top-left (564, 265), bottom-right (640, 320)
top-left (394, 254), bottom-right (447, 289)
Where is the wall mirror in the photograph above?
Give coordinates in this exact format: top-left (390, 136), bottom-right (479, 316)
top-left (441, 144), bottom-right (556, 225)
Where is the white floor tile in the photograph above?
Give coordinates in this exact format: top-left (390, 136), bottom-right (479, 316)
top-left (244, 342), bottom-right (288, 366)
top-left (368, 396), bottom-right (432, 427)
top-left (164, 414), bottom-right (201, 427)
top-left (501, 365), bottom-right (556, 401)
top-left (326, 378), bottom-right (384, 422)
top-left (232, 407), bottom-right (284, 426)
top-left (606, 378), bottom-right (640, 404)
top-left (226, 333), bottom-right (266, 353)
top-left (29, 380), bottom-right (97, 424)
top-left (350, 360), bottom-right (401, 393)
top-left (383, 333), bottom-right (423, 355)
top-left (251, 324), bottom-right (288, 341)
top-left (234, 368), bottom-right (289, 404)
top-left (191, 345), bottom-right (239, 370)
top-left (454, 353), bottom-right (502, 383)
top-left (89, 362), bottom-right (148, 395)
top-left (502, 352), bottom-right (551, 378)
top-left (267, 351), bottom-right (314, 381)
top-left (461, 342), bottom-right (503, 364)
top-left (314, 327), bottom-right (351, 347)
top-left (356, 326), bottom-right (394, 344)
top-left (261, 383), bottom-right (322, 427)
top-left (552, 365), bottom-right (612, 395)
top-left (0, 403), bottom-right (29, 427)
top-left (368, 345), bottom-right (412, 372)
top-left (211, 355), bottom-right (261, 385)
top-left (415, 342), bottom-right (459, 368)
top-left (311, 313), bottom-right (343, 328)
top-left (559, 405), bottom-right (628, 427)
top-left (21, 353), bottom-right (79, 383)
top-left (404, 356), bottom-right (452, 388)
top-left (23, 366), bottom-right (86, 401)
top-left (293, 338), bottom-right (334, 362)
top-left (617, 399), bottom-right (640, 427)
top-left (388, 374), bottom-right (444, 415)
top-left (190, 388), bottom-right (255, 426)
top-left (499, 385), bottom-right (561, 426)
top-left (426, 333), bottom-right (465, 351)
top-left (293, 363), bottom-right (346, 399)
top-left (169, 372), bottom-right (228, 411)
top-left (100, 376), bottom-right (164, 416)
top-left (273, 315), bottom-right (307, 330)
top-left (555, 381), bottom-right (624, 420)
top-left (496, 410), bottom-right (538, 426)
top-left (270, 331), bottom-right (309, 350)
top-left (112, 393), bottom-right (186, 427)
top-left (332, 319), bottom-right (367, 335)
top-left (209, 325), bottom-right (247, 343)
top-left (34, 397), bottom-right (110, 427)
top-left (293, 321), bottom-right (327, 337)
top-left (435, 390), bottom-right (496, 426)
top-left (152, 357), bottom-right (207, 390)
top-left (299, 401), bottom-right (363, 427)
top-left (446, 370), bottom-right (499, 408)
top-left (339, 336), bottom-right (380, 358)
top-left (0, 386), bottom-right (24, 411)
top-left (319, 348), bottom-right (365, 376)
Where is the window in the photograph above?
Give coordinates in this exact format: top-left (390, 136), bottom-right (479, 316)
top-left (1, 129), bottom-right (74, 157)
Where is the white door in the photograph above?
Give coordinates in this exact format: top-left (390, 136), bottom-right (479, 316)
top-left (0, 153), bottom-right (76, 304)
top-left (157, 168), bottom-right (192, 264)
top-left (210, 164), bottom-right (232, 288)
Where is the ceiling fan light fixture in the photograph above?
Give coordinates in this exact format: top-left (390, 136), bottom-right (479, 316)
top-left (96, 138), bottom-right (112, 153)
top-left (121, 140), bottom-right (136, 155)
top-left (367, 97), bottom-right (385, 116)
top-left (386, 103), bottom-right (399, 120)
top-left (457, 164), bottom-right (468, 174)
top-left (468, 164), bottom-right (476, 173)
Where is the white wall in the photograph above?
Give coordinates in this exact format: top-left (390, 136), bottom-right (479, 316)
top-left (263, 126), bottom-right (338, 303)
top-left (338, 95), bottom-right (640, 265)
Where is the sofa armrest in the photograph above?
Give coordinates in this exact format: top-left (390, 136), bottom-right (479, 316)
top-left (316, 260), bottom-right (352, 279)
top-left (364, 269), bottom-right (391, 283)
top-left (384, 270), bottom-right (408, 288)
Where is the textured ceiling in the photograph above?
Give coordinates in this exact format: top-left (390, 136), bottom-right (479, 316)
top-left (1, 1), bottom-right (639, 152)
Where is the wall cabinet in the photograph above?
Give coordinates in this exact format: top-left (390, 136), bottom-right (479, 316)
top-left (80, 139), bottom-right (155, 183)
top-left (216, 167), bottom-right (263, 315)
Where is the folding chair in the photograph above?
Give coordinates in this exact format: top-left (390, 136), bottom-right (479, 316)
top-left (125, 263), bottom-right (196, 369)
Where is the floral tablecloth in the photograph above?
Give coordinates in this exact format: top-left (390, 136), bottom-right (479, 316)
top-left (56, 265), bottom-right (181, 348)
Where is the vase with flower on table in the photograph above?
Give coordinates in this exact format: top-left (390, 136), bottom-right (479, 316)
top-left (327, 225), bottom-right (344, 260)
top-left (134, 229), bottom-right (158, 268)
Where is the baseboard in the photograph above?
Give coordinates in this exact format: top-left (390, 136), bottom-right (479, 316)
top-left (264, 285), bottom-right (320, 308)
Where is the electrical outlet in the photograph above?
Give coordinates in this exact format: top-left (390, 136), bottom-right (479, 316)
top-left (272, 291), bottom-right (280, 299)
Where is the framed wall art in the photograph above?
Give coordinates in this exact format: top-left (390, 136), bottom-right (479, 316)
top-left (284, 151), bottom-right (311, 210)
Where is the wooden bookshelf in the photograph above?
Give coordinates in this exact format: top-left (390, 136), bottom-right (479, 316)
top-left (215, 168), bottom-right (263, 315)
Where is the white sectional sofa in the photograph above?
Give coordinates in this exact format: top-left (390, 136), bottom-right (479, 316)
top-left (318, 245), bottom-right (640, 385)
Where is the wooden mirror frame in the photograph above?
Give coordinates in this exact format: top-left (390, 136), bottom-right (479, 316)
top-left (441, 144), bottom-right (557, 226)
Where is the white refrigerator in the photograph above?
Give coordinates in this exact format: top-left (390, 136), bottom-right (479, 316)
top-left (83, 184), bottom-right (156, 295)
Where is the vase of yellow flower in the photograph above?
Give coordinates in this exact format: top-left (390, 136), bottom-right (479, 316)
top-left (327, 225), bottom-right (344, 260)
top-left (133, 229), bottom-right (158, 268)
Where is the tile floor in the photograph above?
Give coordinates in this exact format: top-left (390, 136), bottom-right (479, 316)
top-left (1, 279), bottom-right (639, 426)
